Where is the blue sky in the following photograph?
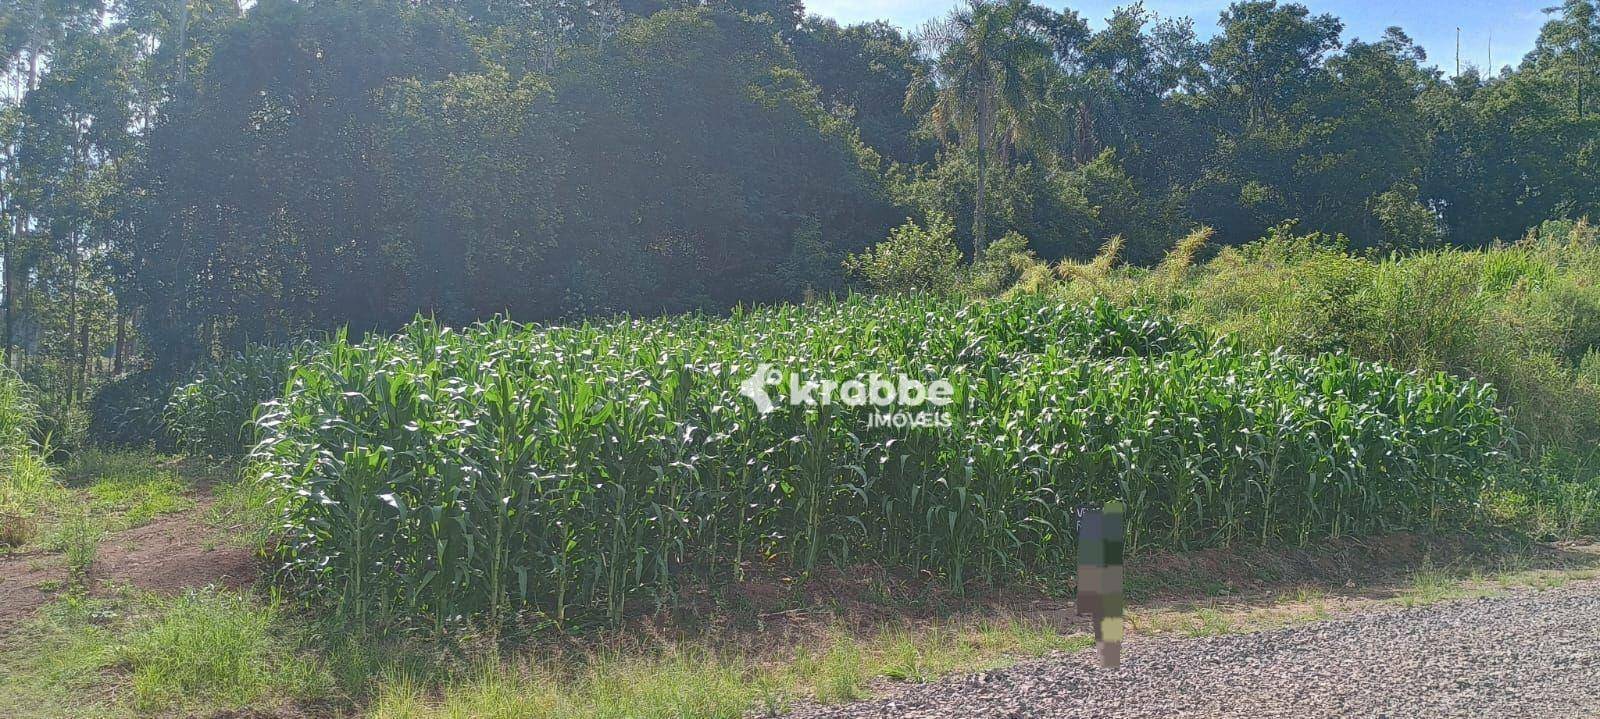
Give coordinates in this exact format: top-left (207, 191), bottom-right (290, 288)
top-left (804, 1), bottom-right (1557, 75)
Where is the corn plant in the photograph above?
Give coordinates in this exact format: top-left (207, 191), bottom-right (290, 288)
top-left (167, 342), bottom-right (318, 457)
top-left (251, 295), bottom-right (1505, 630)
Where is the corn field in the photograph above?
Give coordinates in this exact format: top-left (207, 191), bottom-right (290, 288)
top-left (167, 343), bottom-right (316, 456)
top-left (252, 295), bottom-right (1505, 629)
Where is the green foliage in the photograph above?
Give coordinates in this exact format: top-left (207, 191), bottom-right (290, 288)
top-left (124, 2), bottom-right (897, 367)
top-left (1039, 218), bottom-right (1600, 464)
top-left (0, 368), bottom-right (55, 550)
top-left (1484, 449), bottom-right (1600, 539)
top-left (845, 213), bottom-right (964, 294)
top-left (166, 343), bottom-right (312, 457)
top-left (86, 371), bottom-right (178, 451)
top-left (1369, 181), bottom-right (1444, 249)
top-left (0, 366), bottom-right (38, 454)
top-left (0, 454), bottom-right (59, 551)
top-left (66, 449), bottom-right (192, 531)
top-left (7, 0), bottom-right (1600, 397)
top-left (964, 230), bottom-right (1035, 296)
top-left (0, 587), bottom-right (325, 719)
top-left (59, 507), bottom-right (100, 583)
top-left (777, 217), bottom-right (846, 297)
top-left (254, 295), bottom-right (1502, 630)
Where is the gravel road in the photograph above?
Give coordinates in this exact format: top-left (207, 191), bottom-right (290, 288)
top-left (787, 582), bottom-right (1600, 719)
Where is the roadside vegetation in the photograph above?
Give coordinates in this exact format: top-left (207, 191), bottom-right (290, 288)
top-left (989, 218), bottom-right (1600, 538)
top-left (2, 447), bottom-right (1593, 719)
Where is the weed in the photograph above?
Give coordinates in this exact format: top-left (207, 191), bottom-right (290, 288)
top-left (118, 589), bottom-right (328, 713)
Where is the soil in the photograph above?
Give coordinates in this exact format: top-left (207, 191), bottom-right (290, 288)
top-left (611, 531), bottom-right (1599, 658)
top-left (0, 491), bottom-right (257, 635)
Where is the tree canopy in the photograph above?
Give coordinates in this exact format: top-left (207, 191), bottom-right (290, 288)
top-left (0, 0), bottom-right (1595, 379)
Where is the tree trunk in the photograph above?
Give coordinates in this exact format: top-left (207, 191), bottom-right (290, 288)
top-left (68, 231), bottom-right (80, 405)
top-left (113, 312), bottom-right (127, 375)
top-left (176, 0), bottom-right (191, 84)
top-left (973, 153), bottom-right (989, 256)
top-left (3, 219), bottom-right (12, 369)
top-left (8, 34), bottom-right (42, 370)
top-left (1075, 102), bottom-right (1096, 165)
top-left (972, 90), bottom-right (993, 257)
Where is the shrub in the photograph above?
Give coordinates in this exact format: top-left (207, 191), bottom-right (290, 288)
top-left (963, 231), bottom-right (1035, 296)
top-left (256, 295), bottom-right (1504, 630)
top-left (86, 371), bottom-right (179, 451)
top-left (1485, 449), bottom-right (1600, 539)
top-left (1186, 224), bottom-right (1373, 355)
top-left (844, 213), bottom-right (964, 294)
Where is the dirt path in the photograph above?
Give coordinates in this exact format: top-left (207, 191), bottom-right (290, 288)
top-left (0, 492), bottom-right (257, 635)
top-left (786, 579), bottom-right (1600, 719)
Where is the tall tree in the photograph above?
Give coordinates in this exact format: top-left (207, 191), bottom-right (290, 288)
top-left (1, 0), bottom-right (106, 368)
top-left (911, 0), bottom-right (1056, 254)
top-left (790, 18), bottom-right (928, 164)
top-left (15, 28), bottom-right (136, 402)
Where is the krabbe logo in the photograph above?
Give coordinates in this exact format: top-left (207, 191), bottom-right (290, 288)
top-left (737, 363), bottom-right (955, 427)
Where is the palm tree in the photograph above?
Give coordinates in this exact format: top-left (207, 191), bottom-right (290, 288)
top-left (910, 0), bottom-right (1057, 255)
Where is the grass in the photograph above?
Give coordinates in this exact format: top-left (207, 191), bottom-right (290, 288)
top-left (18, 544), bottom-right (1568, 719)
top-left (0, 451), bottom-right (69, 554)
top-left (66, 449), bottom-right (194, 532)
top-left (118, 589), bottom-right (330, 713)
top-left (1025, 220), bottom-right (1600, 536)
top-left (368, 654), bottom-right (758, 719)
top-left (0, 590), bottom-right (328, 719)
top-left (16, 452), bottom-right (194, 578)
top-left (0, 442), bottom-right (1102, 719)
top-left (364, 617), bottom-right (1091, 719)
top-left (207, 462), bottom-right (278, 551)
top-left (3, 517), bottom-right (1596, 718)
top-left (0, 596), bottom-right (126, 719)
top-left (2, 450), bottom-right (193, 560)
top-left (58, 508), bottom-right (101, 584)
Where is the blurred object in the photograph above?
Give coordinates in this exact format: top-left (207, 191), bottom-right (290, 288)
top-left (1078, 503), bottom-right (1125, 669)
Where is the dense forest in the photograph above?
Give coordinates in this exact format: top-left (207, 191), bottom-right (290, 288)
top-left (0, 0), bottom-right (1596, 407)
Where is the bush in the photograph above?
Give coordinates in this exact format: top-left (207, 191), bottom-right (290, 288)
top-left (844, 213), bottom-right (964, 294)
top-left (1186, 224), bottom-right (1373, 355)
top-left (963, 231), bottom-right (1035, 296)
top-left (256, 295), bottom-right (1504, 629)
top-left (87, 371), bottom-right (179, 451)
top-left (1485, 449), bottom-right (1600, 539)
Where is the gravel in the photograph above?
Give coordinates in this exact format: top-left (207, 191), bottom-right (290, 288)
top-left (785, 582), bottom-right (1600, 719)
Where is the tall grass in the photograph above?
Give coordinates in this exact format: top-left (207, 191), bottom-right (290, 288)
top-left (0, 367), bottom-right (57, 549)
top-left (0, 365), bottom-right (38, 456)
top-left (1040, 219), bottom-right (1600, 450)
top-left (253, 295), bottom-right (1505, 629)
top-left (119, 589), bottom-right (328, 713)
